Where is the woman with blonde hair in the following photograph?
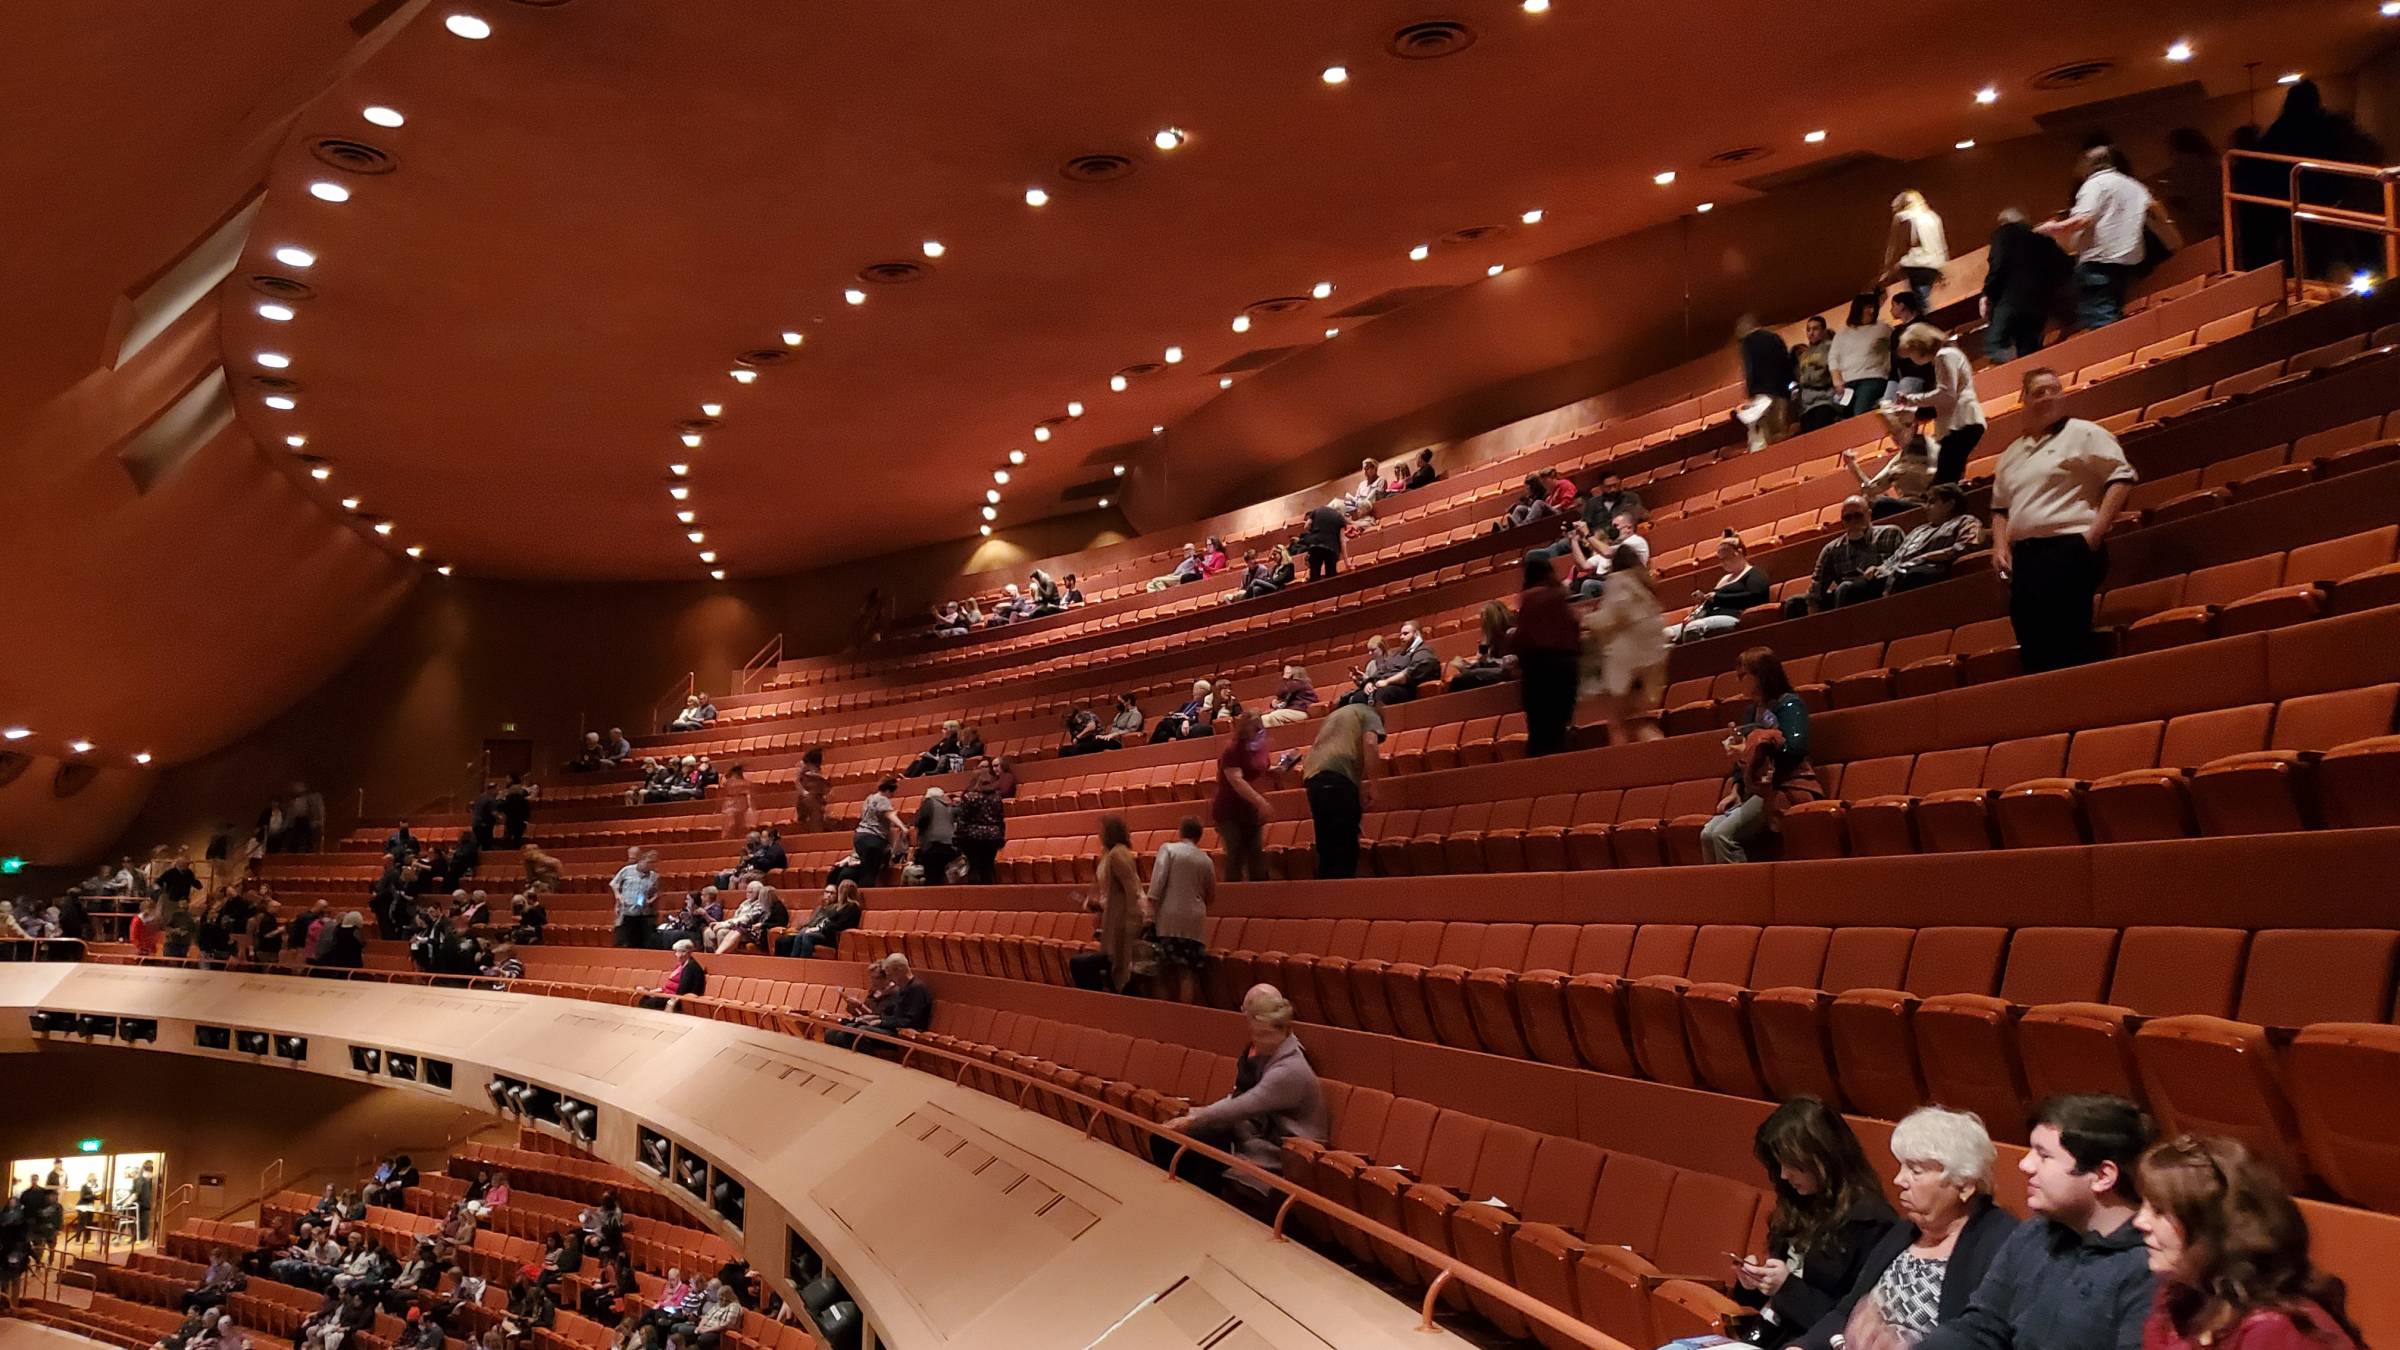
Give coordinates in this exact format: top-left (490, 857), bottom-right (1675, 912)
top-left (1581, 544), bottom-right (1668, 744)
top-left (1882, 189), bottom-right (1950, 303)
top-left (1889, 323), bottom-right (1987, 485)
top-left (2133, 1136), bottom-right (2362, 1350)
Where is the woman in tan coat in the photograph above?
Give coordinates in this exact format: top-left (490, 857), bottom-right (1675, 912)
top-left (1073, 815), bottom-right (1146, 993)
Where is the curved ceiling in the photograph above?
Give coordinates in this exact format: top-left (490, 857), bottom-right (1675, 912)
top-left (231, 0), bottom-right (2388, 580)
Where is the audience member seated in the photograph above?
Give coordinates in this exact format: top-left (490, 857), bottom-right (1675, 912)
top-left (1336, 459), bottom-right (1385, 519)
top-left (692, 1285), bottom-right (744, 1350)
top-left (775, 879), bottom-right (863, 958)
top-left (1793, 496), bottom-right (1904, 615)
top-left (383, 821), bottom-right (419, 860)
top-left (931, 599), bottom-right (970, 637)
top-left (825, 954), bottom-right (932, 1052)
top-left (569, 727), bottom-right (634, 773)
top-left (1447, 603), bottom-right (1517, 692)
top-left (1145, 817), bottom-right (1215, 1005)
top-left (1404, 447), bottom-right (1439, 490)
top-left (1149, 681), bottom-right (1215, 743)
top-left (501, 1277), bottom-right (556, 1347)
top-left (1099, 692), bottom-right (1144, 746)
top-left (1153, 988), bottom-right (1326, 1200)
top-left (180, 1246), bottom-right (246, 1313)
top-left (1503, 473), bottom-right (1556, 529)
top-left (665, 693), bottom-right (718, 732)
top-left (905, 721), bottom-right (965, 778)
top-left (1665, 534), bottom-right (1769, 643)
top-left (509, 892), bottom-right (547, 944)
top-left (1148, 544), bottom-right (1206, 591)
top-left (1200, 677), bottom-right (1242, 730)
top-left (983, 582), bottom-right (1029, 626)
top-left (1917, 1095), bottom-right (2155, 1350)
top-left (1335, 635), bottom-right (1392, 708)
top-left (1844, 484), bottom-right (1983, 601)
top-left (1583, 473), bottom-right (1643, 537)
top-left (1801, 1107), bottom-right (2019, 1350)
top-left (1199, 535), bottom-right (1230, 578)
top-left (639, 941), bottom-right (706, 1010)
top-left (658, 887), bottom-right (724, 948)
top-left (1027, 568), bottom-right (1066, 616)
top-left (1703, 648), bottom-right (1823, 864)
top-left (2132, 1135), bottom-right (2364, 1350)
top-left (1060, 705), bottom-right (1109, 757)
top-left (1259, 665), bottom-right (1318, 727)
top-left (1363, 621), bottom-right (1439, 706)
top-left (1733, 1098), bottom-right (1898, 1347)
top-left (1847, 407), bottom-right (1941, 517)
top-left (1235, 545), bottom-right (1295, 599)
top-left (1070, 815), bottom-right (1146, 994)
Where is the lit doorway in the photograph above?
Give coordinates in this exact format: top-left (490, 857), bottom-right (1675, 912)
top-left (12, 1148), bottom-right (166, 1253)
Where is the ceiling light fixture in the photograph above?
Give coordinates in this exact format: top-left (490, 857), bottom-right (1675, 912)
top-left (1024, 187), bottom-right (1050, 207)
top-left (1324, 327), bottom-right (1340, 339)
top-left (993, 470), bottom-right (1009, 484)
top-left (1652, 171), bottom-right (1676, 186)
top-left (729, 369), bottom-right (757, 383)
top-left (700, 402), bottom-right (722, 417)
top-left (1697, 201), bottom-right (1716, 213)
top-left (699, 550), bottom-right (717, 563)
top-left (842, 288), bottom-right (866, 305)
top-left (922, 240), bottom-right (946, 258)
top-left (373, 521), bottom-right (394, 535)
top-left (1956, 139), bottom-right (1978, 150)
top-left (287, 434), bottom-right (306, 447)
top-left (979, 525), bottom-right (992, 537)
top-left (1409, 243), bottom-right (1430, 261)
top-left (1153, 127), bottom-right (1186, 151)
top-left (437, 565), bottom-right (453, 576)
top-left (1, 728), bottom-right (29, 741)
top-left (445, 13), bottom-right (491, 39)
top-left (308, 180), bottom-right (351, 202)
top-left (2385, 2), bottom-right (2400, 17)
top-left (2165, 39), bottom-right (2193, 61)
top-left (687, 530), bottom-right (705, 544)
top-left (363, 105), bottom-right (406, 127)
top-left (681, 432), bottom-right (702, 448)
top-left (669, 486), bottom-right (690, 501)
top-left (1803, 129), bottom-right (1828, 144)
top-left (1110, 374), bottom-right (1128, 392)
top-left (2278, 71), bottom-right (2304, 84)
top-left (1520, 209), bottom-right (1545, 225)
top-left (1486, 264), bottom-right (1504, 276)
top-left (1231, 314), bottom-right (1252, 332)
top-left (985, 489), bottom-right (1002, 504)
top-left (1113, 464), bottom-right (1127, 475)
top-left (69, 740), bottom-right (93, 755)
top-left (406, 546), bottom-right (424, 558)
top-left (273, 245), bottom-right (316, 269)
top-left (1974, 86), bottom-right (1999, 105)
top-left (264, 395), bottom-right (296, 410)
top-left (710, 569), bottom-right (726, 581)
top-left (1163, 345), bottom-right (1184, 363)
top-left (669, 463), bottom-right (688, 476)
top-left (310, 466), bottom-right (331, 480)
top-left (1522, 0), bottom-right (1551, 11)
top-left (1150, 425), bottom-right (1163, 435)
top-left (258, 302), bottom-right (295, 322)
top-left (340, 496), bottom-right (361, 510)
top-left (257, 352), bottom-right (291, 369)
top-left (781, 330), bottom-right (804, 346)
top-left (1034, 426), bottom-right (1052, 442)
top-left (676, 510), bottom-right (696, 524)
top-left (981, 506), bottom-right (997, 521)
top-left (135, 752), bottom-right (153, 765)
top-left (1066, 401), bottom-right (1084, 416)
top-left (1218, 377), bottom-right (1233, 388)
top-left (1321, 65), bottom-right (1349, 85)
top-left (1097, 497), bottom-right (1110, 508)
top-left (1007, 449), bottom-right (1026, 465)
top-left (1310, 281), bottom-right (1334, 299)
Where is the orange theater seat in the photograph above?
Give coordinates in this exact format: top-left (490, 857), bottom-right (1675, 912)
top-left (1995, 720), bottom-right (2163, 849)
top-left (1449, 1135), bottom-right (1606, 1339)
top-left (2018, 926), bottom-right (2248, 1106)
top-left (1625, 924), bottom-right (1760, 1087)
top-left (1747, 926), bottom-right (1914, 1109)
top-left (2187, 684), bottom-right (2398, 835)
top-left (2285, 1023), bottom-right (2400, 1211)
top-left (1913, 734), bottom-right (2069, 852)
top-left (1827, 927), bottom-right (2005, 1121)
top-left (1915, 927), bottom-right (2120, 1142)
top-left (1683, 925), bottom-right (1829, 1099)
top-left (2082, 705), bottom-right (2272, 842)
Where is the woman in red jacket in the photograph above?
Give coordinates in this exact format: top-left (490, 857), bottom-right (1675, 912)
top-left (2134, 1135), bottom-right (2362, 1350)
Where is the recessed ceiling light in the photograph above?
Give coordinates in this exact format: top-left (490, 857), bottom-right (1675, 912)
top-left (669, 463), bottom-right (688, 476)
top-left (1652, 171), bottom-right (1676, 186)
top-left (669, 486), bottom-right (690, 501)
top-left (1153, 127), bottom-right (1186, 151)
top-left (1218, 376), bottom-right (1233, 388)
top-left (681, 433), bottom-right (702, 450)
top-left (405, 545), bottom-right (424, 558)
top-left (134, 752), bottom-right (152, 765)
top-left (373, 521), bottom-right (394, 535)
top-left (264, 395), bottom-right (296, 410)
top-left (436, 565), bottom-right (453, 576)
top-left (1522, 0), bottom-right (1550, 10)
top-left (1520, 209), bottom-right (1545, 225)
top-left (1321, 65), bottom-right (1349, 85)
top-left (676, 510), bottom-right (696, 524)
top-left (993, 469), bottom-right (1010, 484)
top-left (981, 506), bottom-right (997, 520)
top-left (257, 352), bottom-right (290, 369)
top-left (445, 13), bottom-right (491, 39)
top-left (1408, 243), bottom-right (1431, 261)
top-left (700, 402), bottom-right (722, 417)
top-left (340, 496), bottom-right (361, 510)
top-left (1113, 464), bottom-right (1126, 475)
top-left (985, 489), bottom-right (1002, 504)
top-left (2385, 2), bottom-right (2400, 17)
top-left (1324, 327), bottom-right (1340, 338)
top-left (69, 740), bottom-right (93, 755)
top-left (922, 240), bottom-right (946, 258)
top-left (1098, 497), bottom-right (1110, 508)
top-left (1150, 425), bottom-right (1163, 435)
top-left (1067, 401), bottom-right (1085, 416)
top-left (287, 434), bottom-right (307, 448)
top-left (1956, 139), bottom-right (1978, 150)
top-left (2166, 39), bottom-right (2193, 61)
top-left (699, 550), bottom-right (717, 563)
top-left (781, 330), bottom-right (803, 346)
top-left (1163, 345), bottom-right (1184, 363)
top-left (978, 525), bottom-right (992, 536)
top-left (1486, 264), bottom-right (1504, 276)
top-left (1231, 314), bottom-right (1252, 332)
top-left (2278, 71), bottom-right (2304, 84)
top-left (1110, 374), bottom-right (1128, 392)
top-left (310, 466), bottom-right (332, 481)
top-left (1974, 86), bottom-right (1999, 105)
top-left (258, 302), bottom-right (295, 322)
top-left (729, 369), bottom-right (757, 383)
top-left (1007, 449), bottom-right (1026, 465)
top-left (687, 530), bottom-right (705, 543)
top-left (1697, 201), bottom-right (1716, 213)
top-left (1803, 129), bottom-right (1828, 144)
top-left (308, 180), bottom-right (351, 202)
top-left (710, 569), bottom-right (726, 581)
top-left (1310, 281), bottom-right (1334, 299)
top-left (273, 246), bottom-right (316, 268)
top-left (842, 288), bottom-right (867, 305)
top-left (1034, 426), bottom-right (1052, 442)
top-left (2, 728), bottom-right (29, 740)
top-left (1024, 187), bottom-right (1050, 207)
top-left (363, 105), bottom-right (405, 127)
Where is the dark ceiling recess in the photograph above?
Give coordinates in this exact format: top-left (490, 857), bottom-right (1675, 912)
top-left (247, 375), bottom-right (302, 394)
top-left (2031, 58), bottom-right (2119, 91)
top-left (674, 417), bottom-right (718, 433)
top-left (346, 0), bottom-right (409, 35)
top-left (1440, 224), bottom-right (1509, 245)
top-left (1112, 362), bottom-right (1164, 381)
top-left (1333, 285), bottom-right (1452, 319)
top-left (1058, 477), bottom-right (1116, 502)
top-left (1388, 20), bottom-right (1477, 60)
top-left (1080, 438), bottom-right (1150, 468)
top-left (248, 274), bottom-right (316, 302)
top-left (1705, 145), bottom-right (1773, 168)
top-left (1209, 345), bottom-right (1310, 374)
top-left (309, 137), bottom-right (396, 175)
top-left (858, 260), bottom-right (927, 285)
top-left (1035, 415), bottom-right (1070, 432)
top-left (735, 348), bottom-right (791, 366)
top-left (51, 763), bottom-right (97, 799)
top-left (1060, 153), bottom-right (1136, 183)
top-left (1736, 150), bottom-right (1901, 194)
top-left (2034, 80), bottom-right (2206, 132)
top-left (0, 752), bottom-right (29, 789)
top-left (1242, 295), bottom-right (1313, 317)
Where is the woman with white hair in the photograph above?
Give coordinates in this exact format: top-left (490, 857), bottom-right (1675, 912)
top-left (1797, 1106), bottom-right (2021, 1350)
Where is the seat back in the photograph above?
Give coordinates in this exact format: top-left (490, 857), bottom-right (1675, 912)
top-left (2106, 927), bottom-right (2248, 1017)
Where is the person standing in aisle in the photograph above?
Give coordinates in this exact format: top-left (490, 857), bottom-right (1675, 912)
top-left (1300, 704), bottom-right (1383, 880)
top-left (1990, 368), bottom-right (2136, 673)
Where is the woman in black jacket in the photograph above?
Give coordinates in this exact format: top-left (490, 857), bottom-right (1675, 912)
top-left (1735, 1097), bottom-right (1897, 1348)
top-left (1795, 1106), bottom-right (2018, 1350)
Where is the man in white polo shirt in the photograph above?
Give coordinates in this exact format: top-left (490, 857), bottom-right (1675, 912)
top-left (1991, 368), bottom-right (2138, 673)
top-left (2038, 146), bottom-right (2158, 331)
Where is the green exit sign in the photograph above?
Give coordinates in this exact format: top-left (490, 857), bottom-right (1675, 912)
top-left (76, 1139), bottom-right (103, 1154)
top-left (0, 857), bottom-right (23, 875)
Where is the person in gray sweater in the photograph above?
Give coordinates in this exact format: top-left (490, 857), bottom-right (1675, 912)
top-left (1918, 1095), bottom-right (2155, 1350)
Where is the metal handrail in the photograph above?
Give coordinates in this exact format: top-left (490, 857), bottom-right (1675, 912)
top-left (2221, 147), bottom-right (2400, 290)
top-left (53, 952), bottom-right (1631, 1347)
top-left (159, 1183), bottom-right (194, 1240)
top-left (737, 634), bottom-right (785, 695)
top-left (651, 670), bottom-right (698, 741)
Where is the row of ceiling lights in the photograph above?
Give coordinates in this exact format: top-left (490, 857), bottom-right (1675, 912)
top-left (1, 725), bottom-right (148, 766)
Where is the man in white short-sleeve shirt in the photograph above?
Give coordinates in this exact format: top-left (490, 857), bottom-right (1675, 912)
top-left (1992, 367), bottom-right (2137, 673)
top-left (2039, 147), bottom-right (2160, 331)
